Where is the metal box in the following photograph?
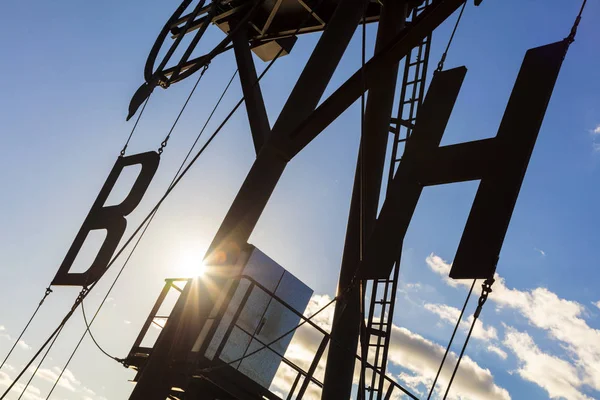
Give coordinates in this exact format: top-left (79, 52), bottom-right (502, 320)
top-left (201, 245), bottom-right (313, 389)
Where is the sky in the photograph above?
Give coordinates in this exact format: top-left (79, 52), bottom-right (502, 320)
top-left (1, 0), bottom-right (599, 399)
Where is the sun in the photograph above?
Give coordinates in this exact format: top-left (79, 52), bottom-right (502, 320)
top-left (176, 247), bottom-right (207, 277)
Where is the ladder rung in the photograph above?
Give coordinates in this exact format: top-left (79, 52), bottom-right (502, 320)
top-left (368, 328), bottom-right (387, 338)
top-left (408, 59), bottom-right (424, 67)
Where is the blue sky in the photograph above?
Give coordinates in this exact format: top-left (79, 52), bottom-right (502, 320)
top-left (1, 1), bottom-right (599, 399)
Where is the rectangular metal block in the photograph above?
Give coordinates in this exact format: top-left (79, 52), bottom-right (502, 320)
top-left (203, 245), bottom-right (313, 388)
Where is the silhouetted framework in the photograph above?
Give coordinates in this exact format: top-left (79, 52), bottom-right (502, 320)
top-left (113, 0), bottom-right (571, 399)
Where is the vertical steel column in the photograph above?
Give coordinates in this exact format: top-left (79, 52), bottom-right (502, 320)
top-left (232, 24), bottom-right (270, 154)
top-left (129, 2), bottom-right (369, 399)
top-left (322, 2), bottom-right (407, 399)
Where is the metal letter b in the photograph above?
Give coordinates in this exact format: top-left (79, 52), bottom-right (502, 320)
top-left (52, 152), bottom-right (160, 286)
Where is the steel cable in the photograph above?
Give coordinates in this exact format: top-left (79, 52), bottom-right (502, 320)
top-left (427, 279), bottom-right (475, 399)
top-left (0, 288), bottom-right (51, 372)
top-left (436, 0), bottom-right (467, 72)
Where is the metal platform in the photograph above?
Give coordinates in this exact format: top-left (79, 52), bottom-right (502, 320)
top-left (126, 268), bottom-right (415, 399)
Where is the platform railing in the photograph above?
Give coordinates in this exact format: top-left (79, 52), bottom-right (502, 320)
top-left (127, 275), bottom-right (417, 400)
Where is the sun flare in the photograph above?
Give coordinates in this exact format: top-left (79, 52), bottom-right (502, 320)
top-left (177, 248), bottom-right (207, 278)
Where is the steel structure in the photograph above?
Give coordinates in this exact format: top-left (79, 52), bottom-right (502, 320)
top-left (127, 1), bottom-right (462, 398)
top-left (123, 0), bottom-right (571, 398)
top-left (0, 0), bottom-right (584, 399)
top-left (34, 0), bottom-right (571, 398)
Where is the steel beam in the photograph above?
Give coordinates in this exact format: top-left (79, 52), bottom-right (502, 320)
top-left (204, 0), bottom-right (370, 260)
top-left (289, 0), bottom-right (467, 157)
top-left (322, 1), bottom-right (408, 399)
top-left (232, 23), bottom-right (270, 154)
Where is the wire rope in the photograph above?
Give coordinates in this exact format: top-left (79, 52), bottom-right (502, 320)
top-left (0, 288), bottom-right (52, 371)
top-left (121, 95), bottom-right (151, 156)
top-left (357, 13), bottom-right (369, 398)
top-left (16, 324), bottom-right (64, 400)
top-left (427, 279), bottom-right (475, 399)
top-left (442, 278), bottom-right (494, 399)
top-left (436, 0), bottom-right (467, 72)
top-left (158, 63), bottom-right (209, 154)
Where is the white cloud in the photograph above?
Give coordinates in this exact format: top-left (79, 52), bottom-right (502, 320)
top-left (504, 326), bottom-right (592, 400)
top-left (487, 345), bottom-right (507, 360)
top-left (403, 282), bottom-right (423, 292)
top-left (28, 366), bottom-right (81, 392)
top-left (592, 125), bottom-right (600, 135)
top-left (388, 326), bottom-right (510, 400)
top-left (398, 371), bottom-right (431, 397)
top-left (534, 247), bottom-right (546, 256)
top-left (0, 370), bottom-right (44, 400)
top-left (465, 315), bottom-right (498, 342)
top-left (17, 340), bottom-right (31, 350)
top-left (424, 303), bottom-right (461, 324)
top-left (0, 325), bottom-right (10, 341)
top-left (427, 253), bottom-right (600, 395)
top-left (424, 303), bottom-right (497, 342)
top-left (425, 254), bottom-right (458, 287)
top-left (594, 301), bottom-right (600, 311)
top-left (83, 386), bottom-right (96, 396)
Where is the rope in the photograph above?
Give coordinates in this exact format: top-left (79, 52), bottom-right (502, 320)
top-left (357, 13), bottom-right (369, 398)
top-left (80, 301), bottom-right (122, 362)
top-left (120, 95), bottom-right (150, 156)
top-left (16, 325), bottom-right (64, 400)
top-left (442, 278), bottom-right (494, 400)
top-left (171, 70), bottom-right (238, 180)
top-left (0, 302), bottom-right (73, 400)
top-left (0, 287), bottom-right (52, 371)
top-left (427, 279), bottom-right (476, 399)
top-left (567, 0), bottom-right (587, 44)
top-left (436, 0), bottom-right (467, 72)
top-left (158, 63), bottom-right (210, 154)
